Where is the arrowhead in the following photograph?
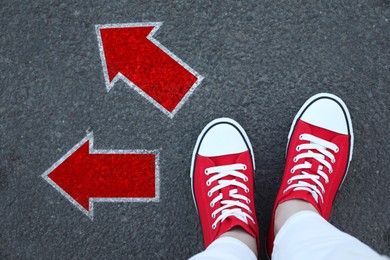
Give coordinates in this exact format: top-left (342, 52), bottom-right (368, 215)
top-left (44, 137), bottom-right (93, 214)
top-left (99, 26), bottom-right (155, 84)
top-left (42, 133), bottom-right (159, 219)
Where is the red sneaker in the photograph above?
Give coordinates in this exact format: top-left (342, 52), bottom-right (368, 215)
top-left (267, 93), bottom-right (354, 258)
top-left (191, 118), bottom-right (260, 249)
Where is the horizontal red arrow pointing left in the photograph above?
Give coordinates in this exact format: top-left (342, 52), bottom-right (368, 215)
top-left (41, 132), bottom-right (159, 219)
top-left (95, 22), bottom-right (203, 118)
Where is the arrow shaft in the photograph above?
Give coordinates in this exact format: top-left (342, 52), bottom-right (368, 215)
top-left (127, 41), bottom-right (196, 99)
top-left (88, 153), bottom-right (156, 198)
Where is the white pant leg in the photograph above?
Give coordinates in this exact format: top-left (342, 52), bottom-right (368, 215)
top-left (273, 211), bottom-right (389, 260)
top-left (190, 237), bottom-right (257, 260)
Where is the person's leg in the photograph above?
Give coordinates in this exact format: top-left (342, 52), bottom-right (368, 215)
top-left (267, 93), bottom-right (388, 259)
top-left (189, 118), bottom-right (259, 260)
top-left (272, 210), bottom-right (389, 260)
top-left (190, 236), bottom-right (257, 260)
top-left (274, 199), bottom-right (317, 233)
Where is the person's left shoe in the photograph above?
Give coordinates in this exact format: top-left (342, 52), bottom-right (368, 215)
top-left (191, 118), bottom-right (260, 249)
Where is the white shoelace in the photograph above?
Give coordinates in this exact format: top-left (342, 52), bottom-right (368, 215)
top-left (284, 133), bottom-right (339, 203)
top-left (205, 163), bottom-right (255, 230)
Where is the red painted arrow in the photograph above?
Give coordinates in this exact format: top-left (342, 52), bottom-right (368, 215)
top-left (42, 133), bottom-right (159, 219)
top-left (96, 23), bottom-right (203, 118)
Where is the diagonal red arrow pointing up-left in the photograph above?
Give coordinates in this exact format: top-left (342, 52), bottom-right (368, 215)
top-left (41, 132), bottom-right (159, 219)
top-left (95, 22), bottom-right (203, 118)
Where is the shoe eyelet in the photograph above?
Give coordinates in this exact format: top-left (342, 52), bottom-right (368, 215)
top-left (325, 180), bottom-right (329, 184)
top-left (243, 165), bottom-right (247, 170)
top-left (245, 188), bottom-right (249, 193)
top-left (331, 158), bottom-right (336, 163)
top-left (335, 147), bottom-right (339, 153)
top-left (293, 157), bottom-right (298, 162)
top-left (287, 179), bottom-right (292, 184)
top-left (212, 224), bottom-right (216, 230)
top-left (246, 199), bottom-right (250, 204)
top-left (204, 169), bottom-right (209, 175)
top-left (296, 146), bottom-right (301, 152)
top-left (329, 169), bottom-right (333, 174)
top-left (290, 168), bottom-right (295, 173)
top-left (244, 176), bottom-right (248, 182)
top-left (212, 213), bottom-right (215, 219)
top-left (210, 202), bottom-right (214, 207)
top-left (299, 134), bottom-right (304, 140)
top-left (208, 191), bottom-right (212, 197)
top-left (322, 190), bottom-right (325, 194)
top-left (206, 180), bottom-right (211, 186)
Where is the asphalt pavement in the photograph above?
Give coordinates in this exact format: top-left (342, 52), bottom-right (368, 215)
top-left (1, 0), bottom-right (389, 259)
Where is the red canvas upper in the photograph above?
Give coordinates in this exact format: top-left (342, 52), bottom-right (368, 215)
top-left (193, 151), bottom-right (259, 248)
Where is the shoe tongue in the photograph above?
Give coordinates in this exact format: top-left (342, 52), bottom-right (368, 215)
top-left (221, 178), bottom-right (232, 199)
top-left (220, 175), bottom-right (240, 213)
top-left (308, 158), bottom-right (321, 174)
top-left (217, 165), bottom-right (249, 225)
top-left (211, 152), bottom-right (243, 210)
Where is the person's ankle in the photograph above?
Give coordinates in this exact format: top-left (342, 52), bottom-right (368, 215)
top-left (274, 199), bottom-right (319, 236)
top-left (221, 227), bottom-right (258, 256)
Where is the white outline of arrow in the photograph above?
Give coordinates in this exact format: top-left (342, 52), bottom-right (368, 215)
top-left (95, 22), bottom-right (204, 118)
top-left (41, 132), bottom-right (160, 220)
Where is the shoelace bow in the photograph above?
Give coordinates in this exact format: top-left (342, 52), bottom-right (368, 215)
top-left (284, 133), bottom-right (339, 203)
top-left (205, 163), bottom-right (255, 230)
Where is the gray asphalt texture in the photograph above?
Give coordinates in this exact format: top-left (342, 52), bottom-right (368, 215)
top-left (1, 0), bottom-right (390, 259)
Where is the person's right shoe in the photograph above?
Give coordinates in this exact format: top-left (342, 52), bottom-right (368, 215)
top-left (267, 93), bottom-right (354, 258)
